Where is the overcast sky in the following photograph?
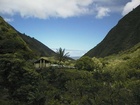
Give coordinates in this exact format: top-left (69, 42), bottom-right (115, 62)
top-left (0, 0), bottom-right (140, 57)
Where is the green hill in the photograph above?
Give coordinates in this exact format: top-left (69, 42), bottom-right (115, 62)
top-left (102, 42), bottom-right (140, 68)
top-left (0, 16), bottom-right (56, 57)
top-left (0, 16), bottom-right (33, 59)
top-left (19, 34), bottom-right (56, 57)
top-left (85, 5), bottom-right (140, 58)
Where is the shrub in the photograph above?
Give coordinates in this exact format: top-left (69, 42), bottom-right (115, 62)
top-left (75, 56), bottom-right (93, 71)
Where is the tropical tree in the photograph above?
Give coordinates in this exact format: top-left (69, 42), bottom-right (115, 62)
top-left (56, 48), bottom-right (69, 64)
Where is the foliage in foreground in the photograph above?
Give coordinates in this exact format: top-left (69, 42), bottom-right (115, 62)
top-left (32, 58), bottom-right (140, 105)
top-left (1, 55), bottom-right (140, 105)
top-left (0, 45), bottom-right (140, 105)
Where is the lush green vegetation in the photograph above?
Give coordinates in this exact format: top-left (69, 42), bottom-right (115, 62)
top-left (0, 42), bottom-right (140, 105)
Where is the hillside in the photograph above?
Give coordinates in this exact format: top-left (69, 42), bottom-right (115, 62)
top-left (85, 5), bottom-right (140, 58)
top-left (0, 16), bottom-right (56, 57)
top-left (19, 34), bottom-right (56, 57)
top-left (0, 16), bottom-right (33, 59)
top-left (102, 42), bottom-right (140, 68)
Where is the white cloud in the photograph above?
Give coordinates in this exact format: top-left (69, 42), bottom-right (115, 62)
top-left (0, 0), bottom-right (135, 19)
top-left (4, 18), bottom-right (14, 22)
top-left (95, 6), bottom-right (111, 19)
top-left (0, 0), bottom-right (93, 19)
top-left (122, 0), bottom-right (140, 16)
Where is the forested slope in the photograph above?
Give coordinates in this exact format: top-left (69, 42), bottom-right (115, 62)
top-left (0, 16), bottom-right (56, 57)
top-left (85, 5), bottom-right (140, 57)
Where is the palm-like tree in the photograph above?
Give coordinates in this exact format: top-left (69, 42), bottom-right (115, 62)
top-left (56, 47), bottom-right (69, 64)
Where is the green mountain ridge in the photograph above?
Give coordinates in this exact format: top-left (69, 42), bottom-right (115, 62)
top-left (19, 34), bottom-right (56, 57)
top-left (0, 16), bottom-right (56, 58)
top-left (0, 16), bottom-right (32, 59)
top-left (85, 5), bottom-right (140, 58)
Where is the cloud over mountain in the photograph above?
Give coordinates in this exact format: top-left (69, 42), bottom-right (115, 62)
top-left (122, 0), bottom-right (140, 15)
